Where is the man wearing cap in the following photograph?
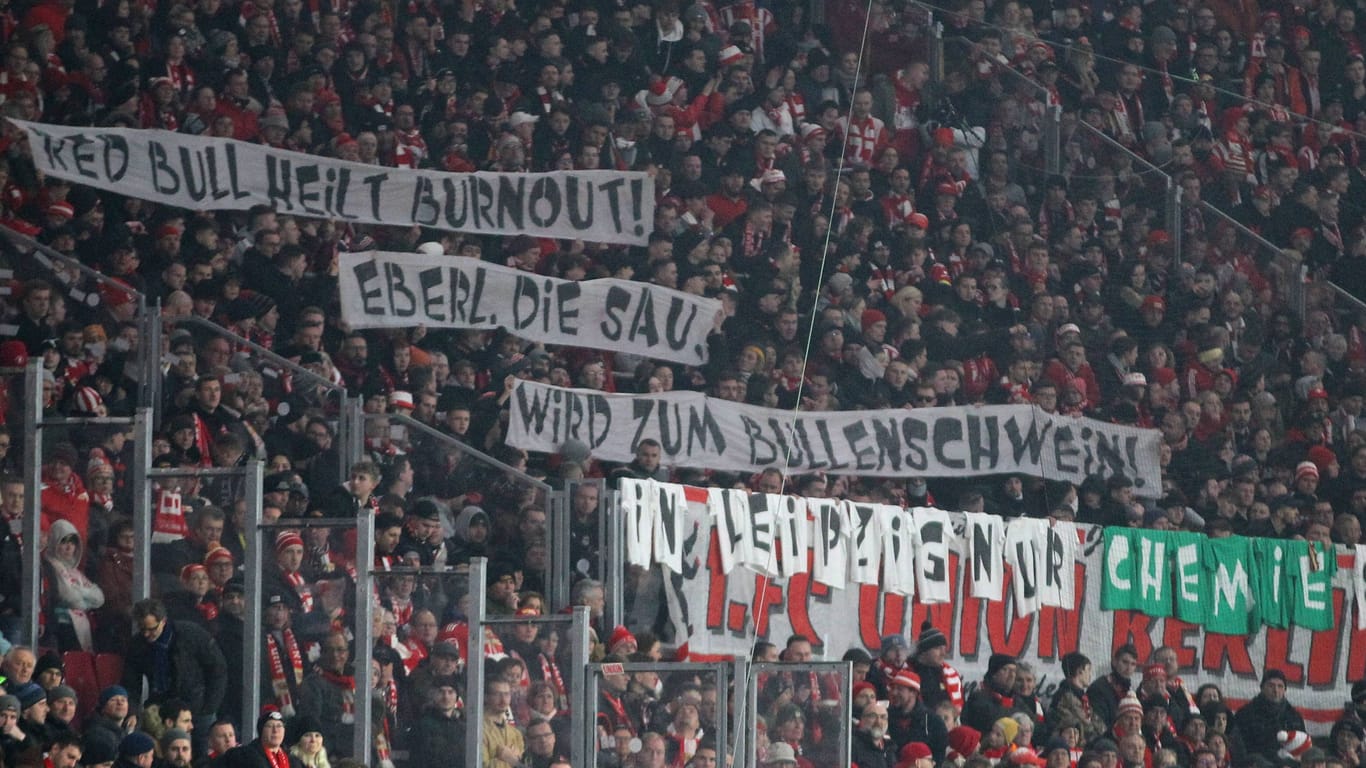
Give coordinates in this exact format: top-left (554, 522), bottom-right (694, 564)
top-left (161, 729), bottom-right (193, 768)
top-left (868, 635), bottom-right (910, 699)
top-left (409, 674), bottom-right (464, 768)
top-left (1233, 669), bottom-right (1305, 760)
top-left (962, 655), bottom-right (1023, 734)
top-left (852, 699), bottom-right (897, 768)
top-left (155, 507), bottom-right (227, 593)
top-left (113, 732), bottom-right (156, 768)
top-left (888, 669), bottom-right (948, 759)
top-left (910, 623), bottom-right (964, 712)
top-left (0, 691), bottom-right (40, 767)
top-left (218, 710), bottom-right (299, 768)
top-left (123, 599), bottom-right (226, 734)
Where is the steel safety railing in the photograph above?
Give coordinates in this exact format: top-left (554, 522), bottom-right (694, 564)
top-left (18, 359), bottom-right (154, 647)
top-left (464, 557), bottom-right (592, 768)
top-left (744, 662), bottom-right (853, 768)
top-left (582, 661), bottom-right (733, 768)
top-left (0, 225), bottom-right (160, 413)
top-left (1071, 120), bottom-right (1183, 259)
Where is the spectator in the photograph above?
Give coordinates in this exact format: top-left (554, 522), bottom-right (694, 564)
top-left (296, 633), bottom-right (357, 759)
top-left (122, 599), bottom-right (227, 729)
top-left (481, 676), bottom-right (524, 768)
top-left (1232, 670), bottom-right (1305, 761)
top-left (218, 710), bottom-right (299, 768)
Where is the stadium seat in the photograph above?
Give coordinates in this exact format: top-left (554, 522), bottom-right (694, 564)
top-left (94, 653), bottom-right (125, 693)
top-left (61, 650), bottom-right (99, 722)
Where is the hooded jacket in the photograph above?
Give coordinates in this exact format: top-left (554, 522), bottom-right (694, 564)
top-left (45, 519), bottom-right (105, 650)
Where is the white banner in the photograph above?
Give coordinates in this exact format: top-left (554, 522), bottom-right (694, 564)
top-left (508, 381), bottom-right (1165, 493)
top-left (11, 119), bottom-right (654, 245)
top-left (657, 485), bottom-right (1365, 736)
top-left (337, 252), bottom-right (720, 365)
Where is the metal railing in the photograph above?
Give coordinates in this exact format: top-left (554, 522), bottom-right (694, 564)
top-left (582, 661), bottom-right (733, 768)
top-left (744, 662), bottom-right (854, 768)
top-left (465, 557), bottom-right (592, 768)
top-left (1194, 201), bottom-right (1308, 321)
top-left (1071, 120), bottom-right (1182, 258)
top-left (18, 359), bottom-right (154, 647)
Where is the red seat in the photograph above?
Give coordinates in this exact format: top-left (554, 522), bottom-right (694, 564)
top-left (61, 651), bottom-right (98, 721)
top-left (93, 653), bottom-right (124, 692)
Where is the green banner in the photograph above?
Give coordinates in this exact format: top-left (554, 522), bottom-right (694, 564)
top-left (1102, 529), bottom-right (1337, 634)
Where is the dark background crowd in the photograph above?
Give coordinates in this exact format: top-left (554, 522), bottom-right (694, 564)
top-left (0, 0), bottom-right (1364, 762)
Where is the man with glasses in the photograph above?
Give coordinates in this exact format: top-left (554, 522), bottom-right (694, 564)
top-left (524, 719), bottom-right (560, 768)
top-left (122, 599), bottom-right (226, 736)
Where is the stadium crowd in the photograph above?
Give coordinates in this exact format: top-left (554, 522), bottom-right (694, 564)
top-left (0, 0), bottom-right (1364, 763)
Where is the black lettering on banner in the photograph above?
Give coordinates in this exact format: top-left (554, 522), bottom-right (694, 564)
top-left (417, 267), bottom-right (446, 322)
top-left (1054, 425), bottom-right (1080, 474)
top-left (513, 382), bottom-right (553, 436)
top-left (628, 288), bottom-right (659, 347)
top-left (630, 178), bottom-right (644, 235)
top-left (1125, 436), bottom-right (1143, 487)
top-left (528, 177), bottom-right (561, 227)
top-left (886, 509), bottom-right (906, 562)
top-left (741, 415), bottom-right (777, 466)
top-left (1045, 526), bottom-right (1065, 590)
top-left (870, 419), bottom-right (902, 471)
top-left (818, 503), bottom-right (842, 570)
top-left (599, 176), bottom-right (626, 233)
top-left (720, 493), bottom-right (748, 561)
top-left (1005, 415), bottom-right (1052, 465)
top-left (816, 420), bottom-right (850, 470)
top-left (222, 144), bottom-right (250, 200)
top-left (921, 518), bottom-right (947, 582)
top-left (656, 400), bottom-right (685, 455)
top-left (600, 286), bottom-right (629, 340)
top-left (972, 522), bottom-right (994, 583)
top-left (932, 417), bottom-right (966, 470)
top-left (764, 417), bottom-right (798, 468)
top-left (629, 398), bottom-right (653, 455)
top-left (749, 494), bottom-right (774, 562)
top-left (179, 147), bottom-right (207, 202)
top-left (354, 262), bottom-right (384, 315)
top-left (852, 503), bottom-right (876, 568)
top-left (497, 176), bottom-right (524, 229)
top-left (513, 275), bottom-right (539, 331)
top-left (36, 129), bottom-right (70, 172)
top-left (966, 414), bottom-right (1000, 471)
top-left (792, 421), bottom-right (822, 469)
top-left (266, 156), bottom-right (293, 211)
top-left (148, 141), bottom-right (180, 195)
top-left (384, 262), bottom-right (417, 317)
top-left (664, 298), bottom-right (698, 352)
top-left (565, 176), bottom-right (593, 230)
top-left (467, 267), bottom-right (489, 324)
top-left (1014, 538), bottom-right (1038, 600)
top-left (442, 178), bottom-right (470, 228)
top-left (100, 134), bottom-right (130, 181)
top-left (900, 417), bottom-right (929, 470)
top-left (296, 164), bottom-right (324, 215)
top-left (655, 485), bottom-right (680, 558)
top-left (689, 405), bottom-right (724, 456)
top-left (475, 177), bottom-right (497, 228)
top-left (1093, 430), bottom-right (1128, 477)
top-left (842, 422), bottom-right (878, 470)
top-left (70, 135), bottom-right (98, 179)
top-left (363, 173), bottom-right (387, 219)
top-left (411, 176), bottom-right (439, 225)
top-left (556, 283), bottom-right (580, 335)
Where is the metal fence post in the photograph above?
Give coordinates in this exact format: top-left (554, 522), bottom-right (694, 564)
top-left (550, 486), bottom-right (571, 612)
top-left (730, 658), bottom-right (748, 767)
top-left (466, 558), bottom-right (488, 768)
top-left (928, 18), bottom-right (943, 82)
top-left (244, 479), bottom-right (265, 733)
top-left (604, 488), bottom-right (624, 633)
top-left (1166, 181), bottom-right (1183, 264)
top-left (582, 662), bottom-right (600, 768)
top-left (21, 359), bottom-right (43, 649)
top-left (569, 606), bottom-right (591, 768)
top-left (353, 511), bottom-right (375, 762)
top-left (139, 301), bottom-right (163, 418)
top-left (1044, 104), bottom-right (1061, 175)
top-left (130, 408), bottom-right (154, 603)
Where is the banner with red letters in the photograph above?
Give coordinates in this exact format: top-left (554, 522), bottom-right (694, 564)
top-left (651, 484), bottom-right (1366, 735)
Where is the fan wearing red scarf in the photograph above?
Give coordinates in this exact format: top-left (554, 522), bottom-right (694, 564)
top-left (217, 709), bottom-right (301, 768)
top-left (961, 654), bottom-right (1026, 734)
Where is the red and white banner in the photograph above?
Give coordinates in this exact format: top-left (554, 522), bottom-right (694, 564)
top-left (656, 485), bottom-right (1366, 735)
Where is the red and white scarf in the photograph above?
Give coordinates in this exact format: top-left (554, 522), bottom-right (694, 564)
top-left (267, 629), bottom-right (305, 715)
top-left (320, 669), bottom-right (356, 724)
top-left (539, 652), bottom-right (567, 699)
top-left (283, 569), bottom-right (314, 611)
